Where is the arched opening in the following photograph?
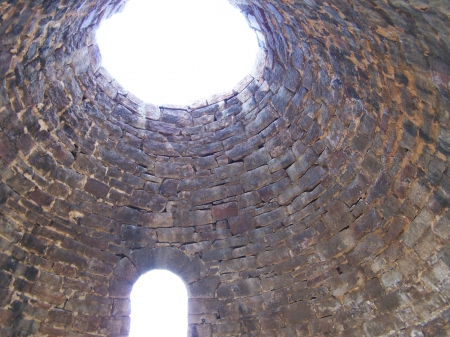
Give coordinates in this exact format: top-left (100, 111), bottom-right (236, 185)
top-left (130, 270), bottom-right (188, 337)
top-left (95, 0), bottom-right (259, 105)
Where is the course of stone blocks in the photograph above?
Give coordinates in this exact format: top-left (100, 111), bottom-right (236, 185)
top-left (0, 0), bottom-right (449, 336)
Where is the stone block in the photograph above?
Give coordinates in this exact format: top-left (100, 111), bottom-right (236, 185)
top-left (188, 276), bottom-right (221, 298)
top-left (328, 268), bottom-right (365, 297)
top-left (347, 234), bottom-right (384, 266)
top-left (159, 178), bottom-right (179, 197)
top-left (174, 210), bottom-right (213, 227)
top-left (191, 186), bottom-right (227, 206)
top-left (128, 190), bottom-right (166, 212)
top-left (109, 276), bottom-right (133, 298)
top-left (145, 120), bottom-right (181, 136)
top-left (217, 278), bottom-right (261, 299)
top-left (74, 153), bottom-right (103, 176)
top-left (272, 86), bottom-right (294, 114)
top-left (228, 213), bottom-right (256, 235)
top-left (111, 206), bottom-right (140, 225)
top-left (98, 147), bottom-right (136, 173)
top-left (241, 165), bottom-right (272, 192)
top-left (340, 173), bottom-right (371, 207)
top-left (317, 229), bottom-right (357, 259)
top-left (225, 134), bottom-right (263, 161)
top-left (66, 295), bottom-right (112, 316)
top-left (28, 151), bottom-right (56, 173)
top-left (322, 200), bottom-right (354, 234)
top-left (193, 156), bottom-right (217, 171)
top-left (157, 227), bottom-right (197, 243)
top-left (201, 247), bottom-right (232, 262)
top-left (48, 81), bottom-right (70, 109)
top-left (187, 141), bottom-right (224, 157)
top-left (298, 166), bottom-right (327, 196)
top-left (212, 202), bottom-right (238, 221)
top-left (19, 233), bottom-right (47, 255)
top-left (237, 191), bottom-right (261, 209)
top-left (284, 301), bottom-right (314, 325)
top-left (286, 227), bottom-right (318, 253)
top-left (433, 211), bottom-right (450, 240)
top-left (213, 162), bottom-right (245, 180)
top-left (314, 298), bottom-right (342, 318)
top-left (381, 268), bottom-right (403, 290)
top-left (84, 178), bottom-right (109, 199)
top-left (113, 258), bottom-right (138, 283)
top-left (141, 212), bottom-right (173, 228)
top-left (258, 177), bottom-right (290, 202)
top-left (29, 283), bottom-right (66, 305)
top-left (47, 308), bottom-right (73, 326)
top-left (278, 185), bottom-right (302, 206)
top-left (242, 147), bottom-right (270, 171)
top-left (351, 208), bottom-right (382, 240)
top-left (245, 105), bottom-right (278, 137)
top-left (268, 149), bottom-right (296, 173)
top-left (219, 256), bottom-right (257, 274)
top-left (46, 246), bottom-right (88, 269)
top-left (81, 214), bottom-right (117, 233)
top-left (214, 122), bottom-right (244, 141)
top-left (415, 230), bottom-right (445, 261)
top-left (26, 188), bottom-right (54, 206)
top-left (254, 207), bottom-right (287, 227)
top-left (155, 161), bottom-right (194, 179)
top-left (160, 108), bottom-right (192, 126)
top-left (401, 208), bottom-right (434, 248)
top-left (256, 246), bottom-right (291, 267)
top-left (286, 148), bottom-right (318, 181)
top-left (412, 291), bottom-right (447, 321)
top-left (362, 314), bottom-right (404, 337)
top-left (143, 138), bottom-right (184, 156)
top-left (367, 172), bottom-right (391, 202)
top-left (120, 224), bottom-right (157, 247)
top-left (116, 141), bottom-right (154, 168)
top-left (50, 167), bottom-right (84, 189)
top-left (309, 316), bottom-right (334, 335)
top-left (261, 273), bottom-right (293, 292)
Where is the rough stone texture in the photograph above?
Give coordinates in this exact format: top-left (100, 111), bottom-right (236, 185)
top-left (0, 0), bottom-right (449, 336)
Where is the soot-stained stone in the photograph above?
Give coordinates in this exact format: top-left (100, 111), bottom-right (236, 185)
top-left (128, 190), bottom-right (167, 212)
top-left (1, 0), bottom-right (450, 336)
top-left (155, 161), bottom-right (194, 179)
top-left (26, 188), bottom-right (54, 206)
top-left (28, 150), bottom-right (56, 174)
top-left (228, 213), bottom-right (256, 235)
top-left (111, 206), bottom-right (140, 225)
top-left (160, 178), bottom-right (179, 197)
top-left (84, 178), bottom-right (110, 199)
top-left (191, 186), bottom-right (228, 206)
top-left (241, 166), bottom-right (272, 192)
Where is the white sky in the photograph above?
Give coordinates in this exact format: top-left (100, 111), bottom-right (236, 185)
top-left (96, 0), bottom-right (259, 105)
top-left (129, 270), bottom-right (188, 337)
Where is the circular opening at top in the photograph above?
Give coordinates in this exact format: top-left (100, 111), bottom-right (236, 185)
top-left (96, 0), bottom-right (260, 106)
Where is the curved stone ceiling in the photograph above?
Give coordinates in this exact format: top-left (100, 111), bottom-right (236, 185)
top-left (0, 0), bottom-right (449, 336)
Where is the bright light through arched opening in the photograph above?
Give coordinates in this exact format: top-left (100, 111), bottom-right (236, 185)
top-left (96, 0), bottom-right (259, 105)
top-left (130, 270), bottom-right (188, 337)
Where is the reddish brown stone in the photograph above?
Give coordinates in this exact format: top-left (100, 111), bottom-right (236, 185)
top-left (84, 178), bottom-right (110, 199)
top-left (212, 202), bottom-right (238, 221)
top-left (26, 188), bottom-right (54, 206)
top-left (228, 213), bottom-right (256, 235)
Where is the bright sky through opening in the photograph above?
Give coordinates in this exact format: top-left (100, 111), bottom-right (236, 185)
top-left (96, 0), bottom-right (259, 105)
top-left (130, 270), bottom-right (188, 337)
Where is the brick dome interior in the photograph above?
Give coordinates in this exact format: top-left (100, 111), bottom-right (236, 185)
top-left (0, 0), bottom-right (449, 336)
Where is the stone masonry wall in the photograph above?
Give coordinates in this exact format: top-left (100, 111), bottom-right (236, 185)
top-left (0, 0), bottom-right (449, 336)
